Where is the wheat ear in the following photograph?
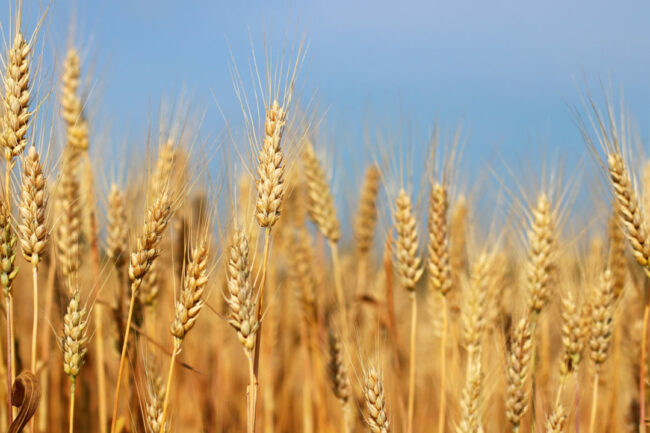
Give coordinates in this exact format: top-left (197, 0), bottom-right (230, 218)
top-left (226, 229), bottom-right (260, 433)
top-left (355, 164), bottom-right (380, 294)
top-left (506, 317), bottom-right (533, 432)
top-left (588, 269), bottom-right (614, 433)
top-left (62, 289), bottom-right (89, 433)
top-left (159, 238), bottom-right (208, 433)
top-left (363, 365), bottom-right (389, 433)
top-left (18, 145), bottom-right (47, 383)
top-left (109, 191), bottom-right (172, 433)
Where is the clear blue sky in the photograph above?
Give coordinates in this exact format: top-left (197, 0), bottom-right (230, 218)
top-left (10, 0), bottom-right (650, 181)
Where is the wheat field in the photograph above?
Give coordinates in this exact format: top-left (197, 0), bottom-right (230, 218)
top-left (0, 2), bottom-right (647, 433)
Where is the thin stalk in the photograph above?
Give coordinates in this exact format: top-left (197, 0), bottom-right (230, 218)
top-left (530, 317), bottom-right (539, 433)
top-left (39, 251), bottom-right (56, 433)
top-left (30, 265), bottom-right (38, 372)
top-left (159, 341), bottom-right (179, 433)
top-left (329, 241), bottom-right (349, 342)
top-left (406, 292), bottom-right (417, 433)
top-left (4, 294), bottom-right (11, 425)
top-left (437, 294), bottom-right (448, 433)
top-left (589, 372), bottom-right (600, 433)
top-left (109, 288), bottom-right (138, 433)
top-left (69, 379), bottom-right (76, 433)
top-left (253, 228), bottom-right (271, 376)
top-left (640, 294), bottom-right (649, 433)
top-left (246, 351), bottom-right (257, 433)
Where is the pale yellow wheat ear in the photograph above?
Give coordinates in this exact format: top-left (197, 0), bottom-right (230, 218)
top-left (1, 27), bottom-right (31, 162)
top-left (393, 189), bottom-right (423, 291)
top-left (18, 145), bottom-right (47, 265)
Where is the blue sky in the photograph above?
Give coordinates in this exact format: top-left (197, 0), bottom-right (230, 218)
top-left (9, 0), bottom-right (650, 186)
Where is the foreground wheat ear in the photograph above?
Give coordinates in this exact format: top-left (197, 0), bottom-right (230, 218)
top-left (159, 236), bottom-right (209, 433)
top-left (110, 190), bottom-right (173, 433)
top-left (18, 145), bottom-right (47, 385)
top-left (506, 316), bottom-right (533, 432)
top-left (363, 365), bottom-right (390, 433)
top-left (62, 289), bottom-right (89, 433)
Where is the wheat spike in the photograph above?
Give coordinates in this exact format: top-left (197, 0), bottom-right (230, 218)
top-left (226, 229), bottom-right (259, 353)
top-left (428, 182), bottom-right (452, 296)
top-left (608, 153), bottom-right (650, 271)
top-left (505, 317), bottom-right (533, 428)
top-left (170, 239), bottom-right (209, 342)
top-left (545, 403), bottom-right (566, 433)
top-left (560, 292), bottom-right (585, 376)
top-left (128, 192), bottom-right (172, 292)
top-left (1, 31), bottom-right (31, 161)
top-left (463, 253), bottom-right (489, 355)
top-left (355, 165), bottom-right (380, 256)
top-left (62, 289), bottom-right (89, 379)
top-left (589, 269), bottom-right (614, 368)
top-left (55, 147), bottom-right (81, 285)
top-left (0, 198), bottom-right (17, 297)
top-left (363, 365), bottom-right (389, 433)
top-left (18, 145), bottom-right (47, 265)
top-left (106, 184), bottom-right (128, 269)
top-left (328, 330), bottom-right (349, 404)
top-left (394, 189), bottom-right (423, 291)
top-left (145, 365), bottom-right (166, 433)
top-left (255, 100), bottom-right (287, 229)
top-left (457, 357), bottom-right (483, 433)
top-left (527, 193), bottom-right (555, 315)
top-left (303, 141), bottom-right (340, 242)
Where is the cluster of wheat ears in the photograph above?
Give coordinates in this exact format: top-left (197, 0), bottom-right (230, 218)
top-left (1, 3), bottom-right (650, 433)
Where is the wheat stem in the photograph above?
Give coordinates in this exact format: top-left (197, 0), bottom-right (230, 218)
top-left (253, 227), bottom-right (271, 376)
top-left (589, 372), bottom-right (599, 433)
top-left (110, 289), bottom-right (137, 433)
top-left (438, 294), bottom-right (448, 433)
top-left (246, 351), bottom-right (257, 433)
top-left (641, 292), bottom-right (649, 433)
top-left (407, 292), bottom-right (417, 433)
top-left (330, 241), bottom-right (349, 343)
top-left (69, 378), bottom-right (76, 433)
top-left (160, 342), bottom-right (179, 433)
top-left (30, 264), bottom-right (37, 373)
top-left (4, 294), bottom-right (11, 424)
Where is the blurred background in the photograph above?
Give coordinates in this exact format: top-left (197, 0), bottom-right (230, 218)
top-left (7, 0), bottom-right (650, 187)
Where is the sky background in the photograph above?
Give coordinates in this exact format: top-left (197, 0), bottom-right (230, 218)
top-left (7, 0), bottom-right (650, 203)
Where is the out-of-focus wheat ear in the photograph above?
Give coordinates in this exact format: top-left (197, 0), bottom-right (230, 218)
top-left (560, 292), bottom-right (585, 376)
top-left (55, 147), bottom-right (81, 289)
top-left (61, 49), bottom-right (81, 131)
top-left (145, 364), bottom-right (166, 433)
top-left (607, 211), bottom-right (627, 300)
top-left (106, 184), bottom-right (129, 271)
top-left (394, 189), bottom-right (423, 292)
top-left (608, 153), bottom-right (650, 272)
top-left (363, 365), bottom-right (390, 433)
top-left (291, 228), bottom-right (318, 328)
top-left (590, 269), bottom-right (614, 368)
top-left (545, 403), bottom-right (566, 433)
top-left (527, 193), bottom-right (556, 317)
top-left (302, 141), bottom-right (340, 242)
top-left (62, 289), bottom-right (89, 433)
top-left (255, 100), bottom-right (287, 229)
top-left (450, 195), bottom-right (468, 289)
top-left (1, 31), bottom-right (31, 162)
top-left (328, 329), bottom-right (351, 432)
top-left (458, 357), bottom-right (483, 433)
top-left (505, 317), bottom-right (533, 431)
top-left (428, 182), bottom-right (452, 296)
top-left (463, 253), bottom-right (489, 356)
top-left (19, 145), bottom-right (47, 265)
top-left (588, 269), bottom-right (614, 433)
top-left (355, 164), bottom-right (381, 256)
